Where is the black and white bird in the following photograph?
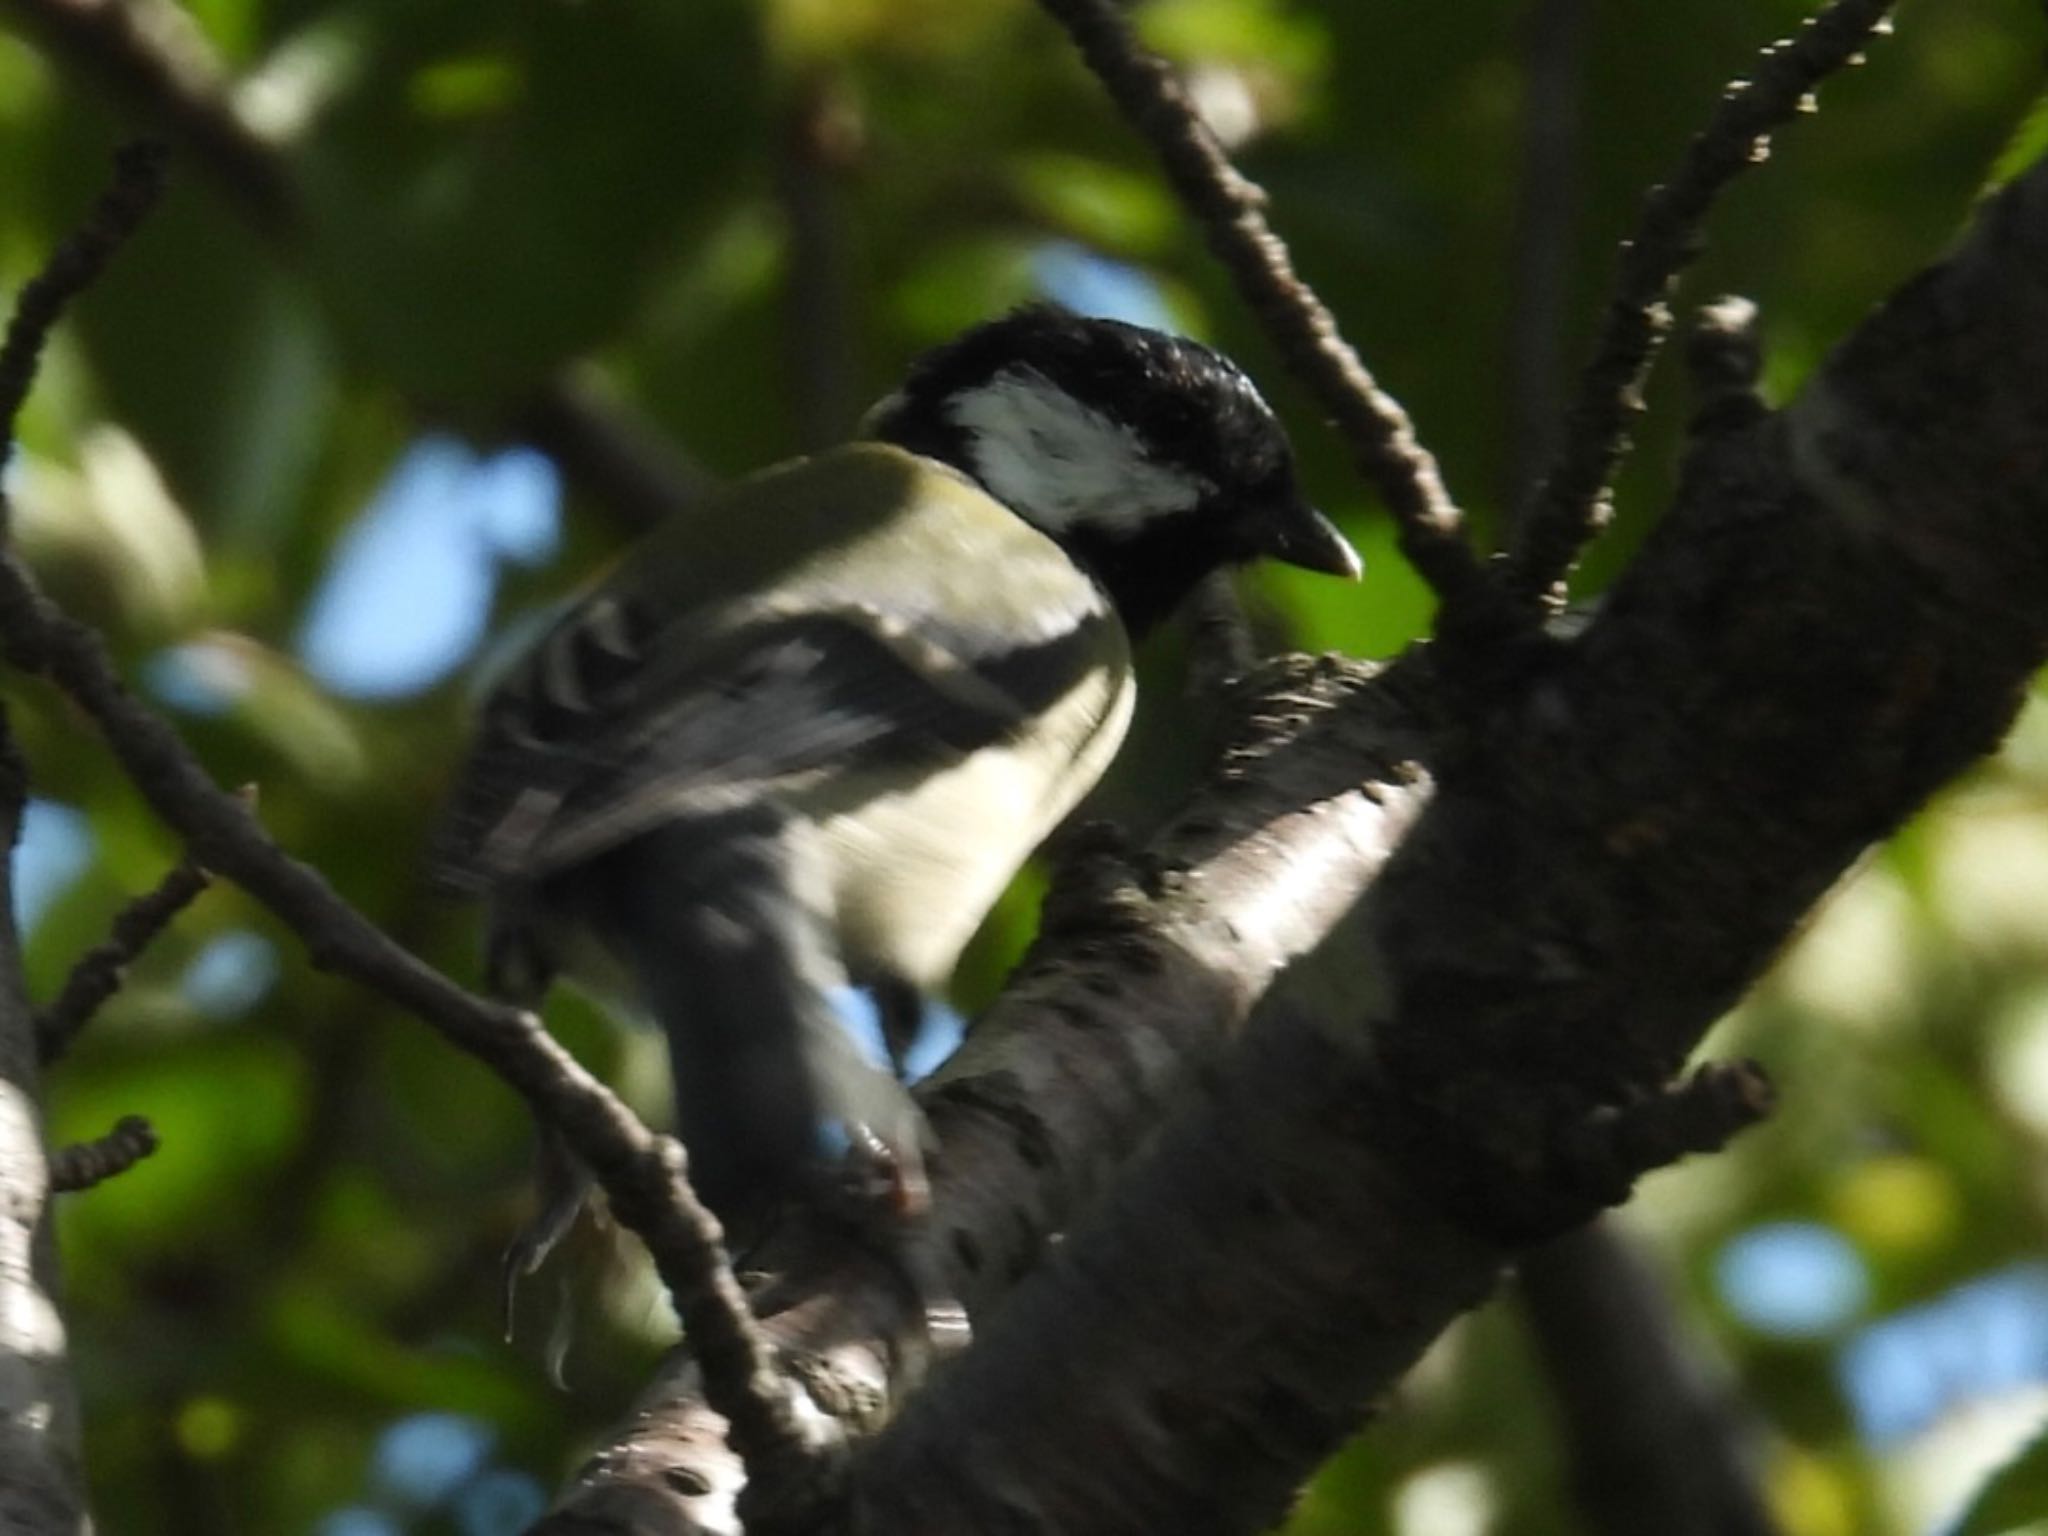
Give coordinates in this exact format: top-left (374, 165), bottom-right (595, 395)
top-left (435, 305), bottom-right (1361, 1250)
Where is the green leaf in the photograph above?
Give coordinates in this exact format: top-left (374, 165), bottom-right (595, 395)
top-left (67, 175), bottom-right (331, 547)
top-left (1013, 153), bottom-right (1180, 254)
top-left (1138, 0), bottom-right (1330, 76)
top-left (297, 0), bottom-right (763, 400)
top-left (1986, 89), bottom-right (2048, 191)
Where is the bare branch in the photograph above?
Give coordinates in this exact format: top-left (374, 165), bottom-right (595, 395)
top-left (1550, 1061), bottom-right (1777, 1210)
top-left (47, 1114), bottom-right (158, 1193)
top-left (1033, 0), bottom-right (1491, 617)
top-left (1520, 1222), bottom-right (1782, 1536)
top-left (0, 138), bottom-right (167, 454)
top-left (36, 851), bottom-right (209, 1064)
top-left (1509, 0), bottom-right (1897, 602)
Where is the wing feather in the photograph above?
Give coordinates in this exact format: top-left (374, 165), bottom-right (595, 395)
top-left (435, 593), bottom-right (1117, 890)
top-left (433, 443), bottom-right (1122, 893)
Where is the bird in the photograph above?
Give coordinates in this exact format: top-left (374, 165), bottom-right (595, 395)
top-left (434, 304), bottom-right (1361, 1255)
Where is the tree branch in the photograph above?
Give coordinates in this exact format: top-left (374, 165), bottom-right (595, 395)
top-left (47, 1113), bottom-right (159, 1193)
top-left (1519, 1221), bottom-right (1782, 1536)
top-left (36, 848), bottom-right (209, 1064)
top-left (1498, 35), bottom-right (1786, 1517)
top-left (846, 149), bottom-right (2048, 1535)
top-left (505, 371), bottom-right (714, 533)
top-left (1508, 0), bottom-right (1897, 603)
top-left (1033, 0), bottom-right (1491, 619)
top-left (0, 137), bottom-right (166, 457)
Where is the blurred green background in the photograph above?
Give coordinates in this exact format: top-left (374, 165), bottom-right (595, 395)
top-left (1, 0), bottom-right (2045, 1531)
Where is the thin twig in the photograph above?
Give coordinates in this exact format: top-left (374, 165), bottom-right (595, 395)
top-left (0, 151), bottom-right (815, 1494)
top-left (36, 852), bottom-right (211, 1064)
top-left (1508, 0), bottom-right (1897, 603)
top-left (48, 1114), bottom-right (159, 1192)
top-left (0, 138), bottom-right (167, 453)
top-left (1034, 0), bottom-right (1489, 617)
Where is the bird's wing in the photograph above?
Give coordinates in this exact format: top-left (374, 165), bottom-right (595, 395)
top-left (433, 445), bottom-right (1125, 892)
top-left (436, 603), bottom-right (1119, 889)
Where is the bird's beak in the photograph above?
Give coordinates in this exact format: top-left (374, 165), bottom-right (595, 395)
top-left (1258, 501), bottom-right (1363, 580)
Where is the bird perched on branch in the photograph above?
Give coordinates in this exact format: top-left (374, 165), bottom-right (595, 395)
top-left (435, 305), bottom-right (1361, 1257)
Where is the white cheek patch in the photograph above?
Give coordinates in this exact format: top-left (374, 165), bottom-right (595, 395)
top-left (947, 367), bottom-right (1212, 536)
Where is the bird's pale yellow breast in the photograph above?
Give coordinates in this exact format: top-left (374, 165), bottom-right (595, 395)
top-left (792, 653), bottom-right (1134, 990)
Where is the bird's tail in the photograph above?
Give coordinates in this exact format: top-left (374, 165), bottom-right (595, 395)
top-left (575, 813), bottom-right (926, 1249)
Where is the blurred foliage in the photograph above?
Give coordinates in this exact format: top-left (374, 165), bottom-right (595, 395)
top-left (0, 0), bottom-right (2044, 1532)
top-left (1955, 1423), bottom-right (2048, 1535)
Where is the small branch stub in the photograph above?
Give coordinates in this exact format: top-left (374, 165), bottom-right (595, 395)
top-left (49, 1114), bottom-right (159, 1193)
top-left (1686, 295), bottom-right (1768, 431)
top-left (1563, 1061), bottom-right (1778, 1208)
top-left (37, 853), bottom-right (212, 1063)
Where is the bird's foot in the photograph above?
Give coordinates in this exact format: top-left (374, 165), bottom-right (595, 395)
top-left (501, 1128), bottom-right (592, 1348)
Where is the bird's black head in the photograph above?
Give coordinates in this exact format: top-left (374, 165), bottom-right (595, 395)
top-left (863, 305), bottom-right (1360, 636)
